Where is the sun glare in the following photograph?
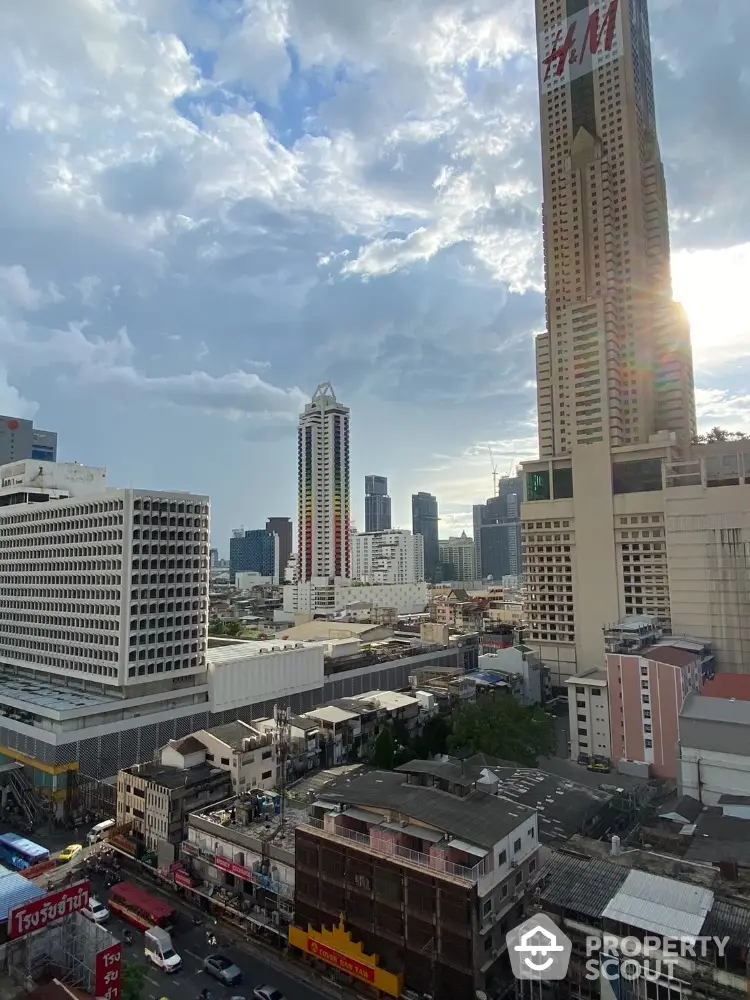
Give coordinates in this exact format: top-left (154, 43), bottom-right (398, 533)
top-left (671, 243), bottom-right (750, 368)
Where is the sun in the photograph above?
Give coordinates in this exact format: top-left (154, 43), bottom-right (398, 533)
top-left (671, 243), bottom-right (750, 369)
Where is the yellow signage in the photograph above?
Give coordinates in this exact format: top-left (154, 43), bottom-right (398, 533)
top-left (290, 917), bottom-right (403, 997)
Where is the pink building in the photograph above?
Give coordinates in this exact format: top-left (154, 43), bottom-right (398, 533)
top-left (607, 642), bottom-right (703, 779)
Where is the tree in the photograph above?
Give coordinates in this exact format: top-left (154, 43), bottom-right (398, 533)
top-left (414, 714), bottom-right (451, 759)
top-left (121, 963), bottom-right (147, 1000)
top-left (448, 696), bottom-right (556, 766)
top-left (693, 427), bottom-right (749, 444)
top-left (372, 727), bottom-right (395, 770)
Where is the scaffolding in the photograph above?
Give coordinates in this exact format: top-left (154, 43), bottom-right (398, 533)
top-left (5, 910), bottom-right (118, 995)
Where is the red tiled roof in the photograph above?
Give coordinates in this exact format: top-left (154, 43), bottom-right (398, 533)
top-left (641, 644), bottom-right (700, 668)
top-left (702, 674), bottom-right (750, 702)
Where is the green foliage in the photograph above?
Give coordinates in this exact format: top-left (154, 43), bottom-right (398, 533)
top-left (693, 427), bottom-right (748, 444)
top-left (372, 727), bottom-right (395, 770)
top-left (121, 963), bottom-right (147, 1000)
top-left (414, 714), bottom-right (451, 759)
top-left (448, 695), bottom-right (556, 766)
top-left (208, 619), bottom-right (245, 637)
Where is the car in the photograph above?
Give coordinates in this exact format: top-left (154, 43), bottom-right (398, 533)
top-left (253, 988), bottom-right (286, 1000)
top-left (204, 954), bottom-right (242, 986)
top-left (58, 844), bottom-right (83, 864)
top-left (82, 897), bottom-right (110, 923)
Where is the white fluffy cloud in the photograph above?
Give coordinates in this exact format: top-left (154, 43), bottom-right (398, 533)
top-left (0, 0), bottom-right (746, 540)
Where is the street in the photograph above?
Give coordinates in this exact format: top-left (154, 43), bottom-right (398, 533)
top-left (83, 865), bottom-right (336, 1000)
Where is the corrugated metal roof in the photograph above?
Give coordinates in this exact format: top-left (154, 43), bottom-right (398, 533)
top-left (0, 868), bottom-right (47, 920)
top-left (702, 899), bottom-right (750, 942)
top-left (602, 870), bottom-right (713, 940)
top-left (535, 852), bottom-right (628, 918)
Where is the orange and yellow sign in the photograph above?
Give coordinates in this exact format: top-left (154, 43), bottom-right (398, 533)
top-left (289, 917), bottom-right (403, 997)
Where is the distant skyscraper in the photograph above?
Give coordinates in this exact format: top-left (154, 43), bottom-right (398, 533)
top-left (364, 475), bottom-right (392, 533)
top-left (0, 414), bottom-right (58, 465)
top-left (209, 547), bottom-right (219, 569)
top-left (298, 383), bottom-right (350, 581)
top-left (266, 517), bottom-right (293, 578)
top-left (229, 529), bottom-right (276, 582)
top-left (438, 532), bottom-right (478, 583)
top-left (473, 476), bottom-right (523, 581)
top-left (412, 492), bottom-right (439, 583)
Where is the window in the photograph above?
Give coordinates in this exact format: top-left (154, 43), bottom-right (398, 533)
top-left (498, 850), bottom-right (507, 865)
top-left (528, 827), bottom-right (535, 840)
top-left (528, 859), bottom-right (536, 874)
top-left (526, 470), bottom-right (551, 502)
top-left (552, 466), bottom-right (573, 499)
top-left (483, 899), bottom-right (493, 916)
top-left (612, 459), bottom-right (663, 494)
top-left (513, 838), bottom-right (522, 853)
top-left (262, 770), bottom-right (272, 780)
top-left (645, 739), bottom-right (653, 748)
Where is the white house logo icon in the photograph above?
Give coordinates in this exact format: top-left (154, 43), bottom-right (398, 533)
top-left (507, 913), bottom-right (572, 981)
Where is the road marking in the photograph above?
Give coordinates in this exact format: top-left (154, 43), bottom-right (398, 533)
top-left (186, 950), bottom-right (203, 962)
top-left (146, 977), bottom-right (161, 988)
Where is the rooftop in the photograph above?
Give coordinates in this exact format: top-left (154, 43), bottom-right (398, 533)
top-left (702, 673), bottom-right (750, 702)
top-left (640, 643), bottom-right (702, 668)
top-left (566, 669), bottom-right (607, 686)
top-left (316, 768), bottom-right (534, 850)
top-left (602, 868), bottom-right (713, 941)
top-left (194, 789), bottom-right (305, 855)
top-left (206, 639), bottom-right (308, 662)
top-left (396, 753), bottom-right (504, 788)
top-left (276, 621), bottom-right (385, 641)
top-left (355, 690), bottom-right (419, 711)
top-left (170, 736), bottom-right (206, 755)
top-left (0, 673), bottom-right (118, 718)
top-left (303, 705), bottom-right (361, 725)
top-left (125, 760), bottom-right (229, 790)
top-left (684, 813), bottom-right (750, 866)
top-left (680, 692), bottom-right (750, 725)
top-left (534, 851), bottom-right (629, 917)
top-left (199, 720), bottom-right (267, 750)
top-left (489, 765), bottom-right (612, 845)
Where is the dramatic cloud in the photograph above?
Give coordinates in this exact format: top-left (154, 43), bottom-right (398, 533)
top-left (0, 0), bottom-right (745, 543)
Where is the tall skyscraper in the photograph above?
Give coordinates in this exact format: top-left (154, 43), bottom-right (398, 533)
top-left (0, 414), bottom-right (58, 464)
top-left (411, 492), bottom-right (439, 583)
top-left (521, 0), bottom-right (700, 680)
top-left (473, 476), bottom-right (523, 581)
top-left (266, 516), bottom-right (293, 577)
top-left (298, 383), bottom-right (350, 581)
top-left (364, 475), bottom-right (392, 533)
top-left (534, 0), bottom-right (694, 453)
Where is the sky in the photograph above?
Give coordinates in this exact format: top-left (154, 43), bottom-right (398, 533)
top-left (0, 0), bottom-right (748, 552)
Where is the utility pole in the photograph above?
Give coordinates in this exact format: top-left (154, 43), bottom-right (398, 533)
top-left (273, 705), bottom-right (292, 826)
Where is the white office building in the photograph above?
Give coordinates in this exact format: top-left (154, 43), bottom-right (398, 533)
top-left (0, 460), bottom-right (212, 802)
top-left (351, 529), bottom-right (424, 584)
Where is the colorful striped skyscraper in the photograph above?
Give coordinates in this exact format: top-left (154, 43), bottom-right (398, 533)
top-left (297, 382), bottom-right (351, 582)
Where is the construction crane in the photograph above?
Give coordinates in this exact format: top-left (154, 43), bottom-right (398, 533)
top-left (488, 446), bottom-right (498, 495)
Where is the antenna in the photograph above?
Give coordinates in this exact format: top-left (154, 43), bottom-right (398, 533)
top-left (488, 447), bottom-right (498, 495)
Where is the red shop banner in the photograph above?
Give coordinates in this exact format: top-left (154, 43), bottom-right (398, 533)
top-left (8, 880), bottom-right (90, 940)
top-left (96, 943), bottom-right (122, 1000)
top-left (214, 855), bottom-right (253, 881)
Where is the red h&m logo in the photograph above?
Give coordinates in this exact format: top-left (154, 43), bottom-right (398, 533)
top-left (542, 0), bottom-right (620, 86)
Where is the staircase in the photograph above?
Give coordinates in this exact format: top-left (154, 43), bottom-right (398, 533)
top-left (7, 764), bottom-right (50, 827)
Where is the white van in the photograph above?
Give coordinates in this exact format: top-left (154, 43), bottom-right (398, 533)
top-left (144, 927), bottom-right (182, 973)
top-left (82, 897), bottom-right (110, 924)
top-left (86, 819), bottom-right (116, 845)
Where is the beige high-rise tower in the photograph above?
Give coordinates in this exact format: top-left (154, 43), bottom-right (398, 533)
top-left (535, 0), bottom-right (695, 454)
top-left (520, 0), bottom-right (720, 684)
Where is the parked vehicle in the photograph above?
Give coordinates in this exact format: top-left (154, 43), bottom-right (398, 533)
top-left (204, 955), bottom-right (242, 986)
top-left (145, 926), bottom-right (182, 973)
top-left (82, 897), bottom-right (110, 924)
top-left (87, 819), bottom-right (116, 845)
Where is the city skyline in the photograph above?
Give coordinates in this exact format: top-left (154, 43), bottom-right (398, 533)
top-left (0, 1), bottom-right (745, 544)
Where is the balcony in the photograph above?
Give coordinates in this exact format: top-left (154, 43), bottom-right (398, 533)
top-left (300, 816), bottom-right (490, 887)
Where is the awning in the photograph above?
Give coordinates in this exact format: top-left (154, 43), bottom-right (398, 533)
top-left (382, 822), bottom-right (443, 843)
top-left (340, 807), bottom-right (384, 825)
top-left (447, 838), bottom-right (487, 858)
